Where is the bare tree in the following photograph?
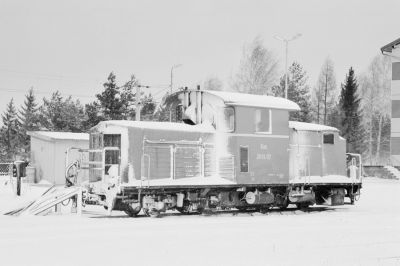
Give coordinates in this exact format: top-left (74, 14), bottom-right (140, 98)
top-left (359, 54), bottom-right (391, 164)
top-left (203, 76), bottom-right (223, 91)
top-left (313, 58), bottom-right (337, 124)
top-left (231, 37), bottom-right (279, 95)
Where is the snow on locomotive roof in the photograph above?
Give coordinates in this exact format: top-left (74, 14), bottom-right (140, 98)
top-left (289, 121), bottom-right (339, 132)
top-left (204, 90), bottom-right (300, 111)
top-left (96, 120), bottom-right (216, 133)
top-left (28, 131), bottom-right (89, 141)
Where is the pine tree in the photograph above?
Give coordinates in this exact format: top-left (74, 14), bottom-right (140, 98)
top-left (18, 88), bottom-right (40, 154)
top-left (39, 91), bottom-right (85, 132)
top-left (120, 74), bottom-right (140, 120)
top-left (272, 62), bottom-right (313, 122)
top-left (339, 67), bottom-right (363, 153)
top-left (0, 99), bottom-right (20, 160)
top-left (96, 72), bottom-right (124, 120)
top-left (83, 101), bottom-right (104, 130)
top-left (140, 94), bottom-right (157, 121)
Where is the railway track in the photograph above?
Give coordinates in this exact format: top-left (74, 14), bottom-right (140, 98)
top-left (90, 205), bottom-right (341, 219)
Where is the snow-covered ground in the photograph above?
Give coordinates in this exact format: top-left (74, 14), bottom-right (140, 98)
top-left (0, 177), bottom-right (399, 266)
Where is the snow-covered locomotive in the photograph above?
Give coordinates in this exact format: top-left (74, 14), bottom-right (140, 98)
top-left (87, 89), bottom-right (362, 217)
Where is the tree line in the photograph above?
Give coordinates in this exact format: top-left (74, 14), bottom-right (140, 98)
top-left (225, 37), bottom-right (390, 165)
top-left (0, 37), bottom-right (391, 165)
top-left (0, 72), bottom-right (157, 161)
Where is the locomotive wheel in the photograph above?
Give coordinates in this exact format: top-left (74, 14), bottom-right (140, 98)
top-left (296, 203), bottom-right (310, 209)
top-left (259, 207), bottom-right (270, 214)
top-left (236, 206), bottom-right (248, 212)
top-left (124, 205), bottom-right (141, 217)
top-left (279, 199), bottom-right (289, 210)
top-left (149, 209), bottom-right (161, 218)
top-left (143, 208), bottom-right (161, 218)
top-left (176, 205), bottom-right (190, 214)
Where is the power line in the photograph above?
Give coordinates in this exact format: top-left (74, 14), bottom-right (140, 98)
top-left (0, 68), bottom-right (101, 82)
top-left (0, 87), bottom-right (96, 99)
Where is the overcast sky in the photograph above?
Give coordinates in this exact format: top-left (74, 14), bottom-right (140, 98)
top-left (0, 0), bottom-right (399, 115)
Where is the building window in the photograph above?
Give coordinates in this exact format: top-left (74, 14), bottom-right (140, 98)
top-left (323, 133), bottom-right (334, 144)
top-left (240, 146), bottom-right (249, 173)
top-left (218, 107), bottom-right (235, 132)
top-left (255, 109), bottom-right (271, 133)
top-left (104, 134), bottom-right (121, 148)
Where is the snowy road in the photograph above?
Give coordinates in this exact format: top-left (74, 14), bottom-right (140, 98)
top-left (0, 178), bottom-right (399, 266)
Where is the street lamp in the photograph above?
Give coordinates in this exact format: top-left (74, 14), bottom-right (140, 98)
top-left (274, 33), bottom-right (302, 99)
top-left (170, 64), bottom-right (182, 93)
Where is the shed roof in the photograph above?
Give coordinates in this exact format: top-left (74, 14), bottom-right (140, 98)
top-left (28, 131), bottom-right (89, 142)
top-left (381, 37), bottom-right (400, 53)
top-left (204, 90), bottom-right (300, 111)
top-left (289, 121), bottom-right (339, 132)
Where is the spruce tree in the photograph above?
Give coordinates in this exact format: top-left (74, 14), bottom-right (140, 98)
top-left (96, 72), bottom-right (124, 120)
top-left (39, 91), bottom-right (85, 132)
top-left (83, 101), bottom-right (104, 130)
top-left (18, 88), bottom-right (40, 154)
top-left (339, 67), bottom-right (363, 153)
top-left (273, 62), bottom-right (313, 122)
top-left (0, 99), bottom-right (20, 160)
top-left (140, 94), bottom-right (157, 121)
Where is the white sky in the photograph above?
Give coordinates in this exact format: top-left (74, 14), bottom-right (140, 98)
top-left (0, 0), bottom-right (399, 115)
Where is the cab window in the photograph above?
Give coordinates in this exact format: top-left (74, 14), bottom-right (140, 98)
top-left (323, 133), bottom-right (334, 144)
top-left (255, 109), bottom-right (271, 133)
top-left (240, 146), bottom-right (249, 172)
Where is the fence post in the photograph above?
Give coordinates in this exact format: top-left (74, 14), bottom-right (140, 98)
top-left (15, 162), bottom-right (22, 196)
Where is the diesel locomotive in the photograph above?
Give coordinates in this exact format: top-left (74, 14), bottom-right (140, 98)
top-left (87, 89), bottom-right (362, 217)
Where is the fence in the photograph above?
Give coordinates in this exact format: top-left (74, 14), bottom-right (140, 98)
top-left (0, 162), bottom-right (13, 177)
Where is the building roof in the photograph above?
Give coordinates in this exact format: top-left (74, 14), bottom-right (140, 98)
top-left (204, 90), bottom-right (300, 111)
top-left (28, 131), bottom-right (89, 142)
top-left (381, 37), bottom-right (400, 53)
top-left (289, 121), bottom-right (339, 132)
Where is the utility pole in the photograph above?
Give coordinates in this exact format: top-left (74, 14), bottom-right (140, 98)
top-left (274, 33), bottom-right (302, 99)
top-left (135, 84), bottom-right (150, 121)
top-left (170, 64), bottom-right (182, 93)
top-left (169, 64), bottom-right (182, 121)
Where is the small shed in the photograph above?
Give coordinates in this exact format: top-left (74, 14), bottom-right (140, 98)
top-left (28, 131), bottom-right (89, 185)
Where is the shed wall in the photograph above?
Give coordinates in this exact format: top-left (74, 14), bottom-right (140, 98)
top-left (30, 138), bottom-right (55, 184)
top-left (30, 137), bottom-right (88, 185)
